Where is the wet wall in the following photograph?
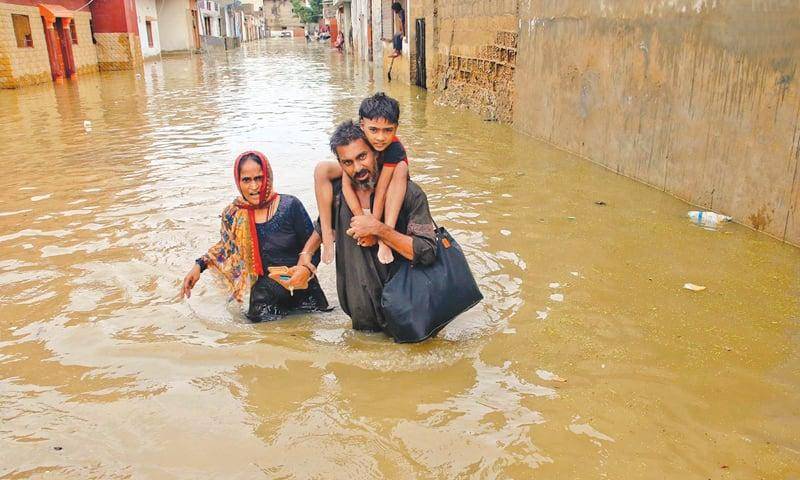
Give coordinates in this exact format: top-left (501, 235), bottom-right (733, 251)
top-left (514, 0), bottom-right (800, 245)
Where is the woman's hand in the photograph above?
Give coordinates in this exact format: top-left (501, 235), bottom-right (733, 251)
top-left (268, 265), bottom-right (311, 292)
top-left (287, 265), bottom-right (311, 290)
top-left (181, 264), bottom-right (201, 299)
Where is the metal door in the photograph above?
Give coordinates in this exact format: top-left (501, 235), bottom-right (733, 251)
top-left (415, 18), bottom-right (426, 88)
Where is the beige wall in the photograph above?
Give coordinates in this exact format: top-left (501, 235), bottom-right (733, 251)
top-left (514, 0), bottom-right (800, 245)
top-left (264, 0), bottom-right (301, 29)
top-left (0, 4), bottom-right (98, 88)
top-left (0, 4), bottom-right (51, 88)
top-left (71, 12), bottom-right (99, 75)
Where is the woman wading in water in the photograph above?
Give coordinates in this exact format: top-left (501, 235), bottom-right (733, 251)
top-left (181, 151), bottom-right (329, 321)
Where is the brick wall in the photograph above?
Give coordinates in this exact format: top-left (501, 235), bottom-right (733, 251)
top-left (0, 3), bottom-right (50, 88)
top-left (421, 0), bottom-right (518, 121)
top-left (72, 12), bottom-right (99, 75)
top-left (0, 4), bottom-right (99, 88)
top-left (95, 31), bottom-right (142, 71)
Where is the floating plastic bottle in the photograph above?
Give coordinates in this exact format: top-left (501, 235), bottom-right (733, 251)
top-left (687, 211), bottom-right (732, 228)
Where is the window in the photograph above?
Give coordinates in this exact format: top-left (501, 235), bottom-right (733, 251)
top-left (145, 20), bottom-right (154, 47)
top-left (70, 21), bottom-right (78, 44)
top-left (12, 14), bottom-right (33, 48)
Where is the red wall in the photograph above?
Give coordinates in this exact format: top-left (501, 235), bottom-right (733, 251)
top-left (90, 0), bottom-right (138, 34)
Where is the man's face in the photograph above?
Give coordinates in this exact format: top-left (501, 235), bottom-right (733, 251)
top-left (360, 117), bottom-right (398, 152)
top-left (336, 138), bottom-right (378, 191)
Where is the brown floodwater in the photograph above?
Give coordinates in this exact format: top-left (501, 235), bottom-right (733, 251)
top-left (1, 39), bottom-right (798, 479)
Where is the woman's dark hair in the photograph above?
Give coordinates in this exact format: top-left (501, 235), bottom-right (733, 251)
top-left (358, 92), bottom-right (400, 124)
top-left (329, 120), bottom-right (374, 158)
top-left (391, 2), bottom-right (402, 12)
top-left (237, 153), bottom-right (262, 175)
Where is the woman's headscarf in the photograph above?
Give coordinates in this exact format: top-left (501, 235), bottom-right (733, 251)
top-left (233, 151), bottom-right (277, 277)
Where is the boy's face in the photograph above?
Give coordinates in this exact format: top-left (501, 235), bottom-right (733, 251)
top-left (360, 117), bottom-right (398, 152)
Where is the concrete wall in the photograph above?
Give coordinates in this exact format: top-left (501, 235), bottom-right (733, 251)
top-left (158, 0), bottom-right (194, 52)
top-left (352, 0), bottom-right (370, 61)
top-left (515, 0), bottom-right (800, 245)
top-left (135, 0), bottom-right (161, 58)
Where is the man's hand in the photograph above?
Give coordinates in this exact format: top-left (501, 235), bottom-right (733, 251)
top-left (347, 214), bottom-right (384, 243)
top-left (181, 264), bottom-right (201, 299)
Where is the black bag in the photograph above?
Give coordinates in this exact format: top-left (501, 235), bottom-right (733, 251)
top-left (381, 226), bottom-right (483, 343)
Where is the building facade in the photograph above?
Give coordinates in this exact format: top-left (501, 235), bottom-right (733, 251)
top-left (135, 0), bottom-right (161, 59)
top-left (0, 0), bottom-right (142, 88)
top-left (263, 0), bottom-right (302, 36)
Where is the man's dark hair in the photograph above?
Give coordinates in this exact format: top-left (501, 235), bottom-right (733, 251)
top-left (329, 120), bottom-right (373, 158)
top-left (358, 92), bottom-right (400, 124)
top-left (391, 2), bottom-right (403, 12)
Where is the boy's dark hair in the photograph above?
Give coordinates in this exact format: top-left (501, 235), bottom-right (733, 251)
top-left (391, 2), bottom-right (403, 12)
top-left (358, 92), bottom-right (400, 124)
top-left (329, 120), bottom-right (374, 158)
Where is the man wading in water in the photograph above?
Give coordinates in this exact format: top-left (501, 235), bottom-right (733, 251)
top-left (299, 121), bottom-right (437, 333)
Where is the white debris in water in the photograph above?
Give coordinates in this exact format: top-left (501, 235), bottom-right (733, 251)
top-left (83, 120), bottom-right (92, 132)
top-left (501, 193), bottom-right (512, 198)
top-left (21, 243), bottom-right (33, 249)
top-left (31, 194), bottom-right (51, 202)
top-left (500, 229), bottom-right (511, 236)
top-left (19, 187), bottom-right (35, 191)
top-left (568, 423), bottom-right (615, 443)
top-left (536, 369), bottom-right (566, 382)
top-left (548, 282), bottom-right (560, 288)
top-left (549, 293), bottom-right (564, 302)
top-left (322, 372), bottom-right (337, 385)
top-left (570, 271), bottom-right (580, 277)
top-left (683, 283), bottom-right (706, 292)
top-left (83, 188), bottom-right (102, 193)
top-left (536, 310), bottom-right (549, 320)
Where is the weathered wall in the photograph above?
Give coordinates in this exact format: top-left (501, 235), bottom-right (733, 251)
top-left (514, 1), bottom-right (800, 245)
top-left (416, 0), bottom-right (518, 121)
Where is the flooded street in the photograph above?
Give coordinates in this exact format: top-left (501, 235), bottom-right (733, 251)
top-left (1, 38), bottom-right (799, 478)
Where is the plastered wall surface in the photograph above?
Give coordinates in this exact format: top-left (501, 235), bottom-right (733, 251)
top-left (514, 0), bottom-right (800, 245)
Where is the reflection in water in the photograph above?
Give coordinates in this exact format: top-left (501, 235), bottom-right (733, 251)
top-left (0, 39), bottom-right (799, 478)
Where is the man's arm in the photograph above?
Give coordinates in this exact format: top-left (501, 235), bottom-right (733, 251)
top-left (348, 216), bottom-right (414, 261)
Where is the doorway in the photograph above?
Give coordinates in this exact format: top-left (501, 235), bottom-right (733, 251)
top-left (415, 18), bottom-right (426, 88)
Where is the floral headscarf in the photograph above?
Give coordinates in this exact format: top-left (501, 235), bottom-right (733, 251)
top-left (200, 151), bottom-right (278, 302)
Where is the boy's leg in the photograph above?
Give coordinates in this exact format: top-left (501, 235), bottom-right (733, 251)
top-left (377, 161), bottom-right (409, 264)
top-left (341, 174), bottom-right (364, 217)
top-left (314, 161), bottom-right (341, 264)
